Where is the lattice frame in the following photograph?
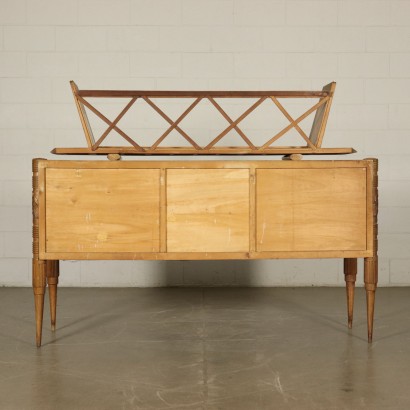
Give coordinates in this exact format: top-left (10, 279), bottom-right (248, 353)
top-left (52, 81), bottom-right (354, 156)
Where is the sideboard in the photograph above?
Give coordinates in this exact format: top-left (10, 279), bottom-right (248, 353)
top-left (32, 158), bottom-right (378, 346)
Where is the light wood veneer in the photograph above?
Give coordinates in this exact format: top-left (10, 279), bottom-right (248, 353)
top-left (32, 158), bottom-right (378, 346)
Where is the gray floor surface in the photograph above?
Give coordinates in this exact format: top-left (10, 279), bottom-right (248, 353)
top-left (1, 287), bottom-right (410, 410)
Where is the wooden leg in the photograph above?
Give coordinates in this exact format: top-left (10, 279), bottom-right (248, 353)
top-left (364, 257), bottom-right (378, 343)
top-left (33, 259), bottom-right (47, 347)
top-left (364, 157), bottom-right (378, 342)
top-left (344, 258), bottom-right (357, 329)
top-left (46, 260), bottom-right (59, 331)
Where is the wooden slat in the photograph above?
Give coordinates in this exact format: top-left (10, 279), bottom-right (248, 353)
top-left (42, 159), bottom-right (368, 171)
top-left (365, 159), bottom-right (377, 255)
top-left (38, 162), bottom-right (47, 261)
top-left (70, 81), bottom-right (95, 148)
top-left (160, 168), bottom-right (167, 253)
top-left (52, 146), bottom-right (356, 155)
top-left (40, 250), bottom-right (374, 261)
top-left (249, 167), bottom-right (256, 252)
top-left (78, 90), bottom-right (330, 98)
top-left (309, 82), bottom-right (336, 147)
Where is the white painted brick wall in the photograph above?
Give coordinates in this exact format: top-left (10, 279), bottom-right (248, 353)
top-left (160, 27), bottom-right (210, 52)
top-left (108, 27), bottom-right (159, 51)
top-left (0, 0), bottom-right (26, 25)
top-left (78, 0), bottom-right (131, 26)
top-left (130, 52), bottom-right (180, 77)
top-left (235, 1), bottom-right (285, 26)
top-left (263, 27), bottom-right (315, 52)
top-left (390, 53), bottom-right (410, 78)
top-left (286, 1), bottom-right (338, 26)
top-left (235, 53), bottom-right (286, 78)
top-left (4, 27), bottom-right (56, 52)
top-left (28, 53), bottom-right (78, 77)
top-left (1, 78), bottom-right (52, 103)
top-left (56, 27), bottom-right (107, 52)
top-left (182, 0), bottom-right (234, 26)
top-left (131, 0), bottom-right (182, 26)
top-left (183, 53), bottom-right (233, 78)
top-left (27, 0), bottom-right (78, 25)
top-left (366, 27), bottom-right (410, 52)
top-left (0, 0), bottom-right (409, 288)
top-left (391, 1), bottom-right (410, 25)
top-left (338, 54), bottom-right (389, 78)
top-left (338, 1), bottom-right (390, 26)
top-left (0, 53), bottom-right (26, 77)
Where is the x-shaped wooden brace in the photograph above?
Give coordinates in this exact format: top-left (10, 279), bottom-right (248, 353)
top-left (143, 97), bottom-right (201, 150)
top-left (78, 93), bottom-right (329, 152)
top-left (147, 97), bottom-right (202, 151)
top-left (77, 96), bottom-right (144, 152)
top-left (146, 96), bottom-right (263, 151)
top-left (260, 96), bottom-right (329, 150)
top-left (207, 97), bottom-right (256, 150)
top-left (204, 97), bottom-right (267, 150)
top-left (270, 96), bottom-right (316, 149)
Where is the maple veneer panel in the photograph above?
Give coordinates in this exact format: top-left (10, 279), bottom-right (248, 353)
top-left (45, 168), bottom-right (160, 253)
top-left (256, 168), bottom-right (367, 252)
top-left (167, 169), bottom-right (250, 252)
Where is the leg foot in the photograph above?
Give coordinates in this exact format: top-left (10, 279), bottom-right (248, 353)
top-left (33, 259), bottom-right (46, 347)
top-left (46, 260), bottom-right (59, 331)
top-left (366, 288), bottom-right (375, 343)
top-left (344, 258), bottom-right (357, 329)
top-left (364, 257), bottom-right (378, 343)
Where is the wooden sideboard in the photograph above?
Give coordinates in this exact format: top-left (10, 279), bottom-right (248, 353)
top-left (32, 158), bottom-right (378, 346)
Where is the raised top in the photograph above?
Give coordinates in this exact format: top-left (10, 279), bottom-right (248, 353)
top-left (51, 81), bottom-right (355, 156)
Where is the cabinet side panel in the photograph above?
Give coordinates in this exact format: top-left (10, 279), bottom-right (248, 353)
top-left (45, 168), bottom-right (160, 253)
top-left (256, 168), bottom-right (367, 252)
top-left (167, 169), bottom-right (250, 252)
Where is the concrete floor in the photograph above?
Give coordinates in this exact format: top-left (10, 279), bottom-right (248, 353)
top-left (1, 287), bottom-right (410, 410)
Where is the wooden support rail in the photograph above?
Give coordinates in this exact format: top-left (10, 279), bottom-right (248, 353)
top-left (77, 90), bottom-right (332, 98)
top-left (52, 81), bottom-right (355, 156)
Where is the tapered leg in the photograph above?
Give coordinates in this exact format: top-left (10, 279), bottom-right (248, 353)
top-left (344, 258), bottom-right (357, 329)
top-left (364, 257), bottom-right (378, 343)
top-left (33, 259), bottom-right (46, 347)
top-left (364, 158), bottom-right (378, 342)
top-left (46, 260), bottom-right (59, 331)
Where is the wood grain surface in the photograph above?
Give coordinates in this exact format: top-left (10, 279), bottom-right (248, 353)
top-left (167, 169), bottom-right (250, 252)
top-left (256, 168), bottom-right (367, 252)
top-left (45, 168), bottom-right (160, 253)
